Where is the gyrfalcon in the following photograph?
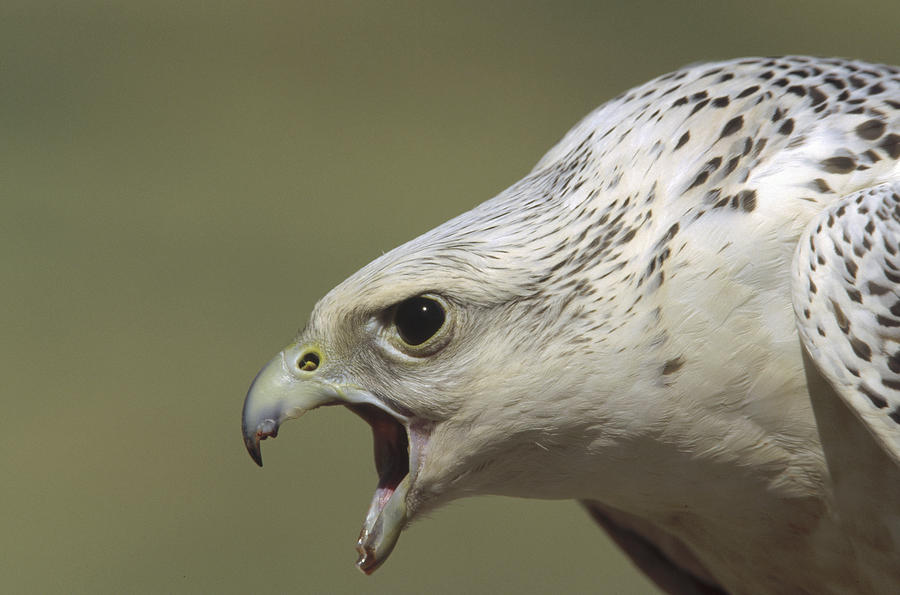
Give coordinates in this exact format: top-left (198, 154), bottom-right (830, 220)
top-left (243, 56), bottom-right (900, 594)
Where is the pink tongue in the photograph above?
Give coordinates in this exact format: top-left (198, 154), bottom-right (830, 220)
top-left (357, 474), bottom-right (410, 574)
top-left (374, 485), bottom-right (395, 511)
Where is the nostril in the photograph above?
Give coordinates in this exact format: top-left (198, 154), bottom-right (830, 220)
top-left (298, 351), bottom-right (320, 372)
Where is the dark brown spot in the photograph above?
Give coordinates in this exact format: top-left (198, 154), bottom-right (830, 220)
top-left (862, 149), bottom-right (882, 163)
top-left (687, 171), bottom-right (709, 191)
top-left (877, 315), bottom-right (900, 328)
top-left (812, 178), bottom-right (831, 193)
top-left (808, 86), bottom-right (827, 106)
top-left (662, 357), bottom-right (685, 375)
top-left (820, 156), bottom-right (855, 174)
top-left (832, 300), bottom-right (850, 333)
top-left (663, 222), bottom-right (679, 242)
top-left (720, 116), bottom-right (744, 138)
top-left (889, 407), bottom-right (900, 425)
top-left (855, 119), bottom-right (885, 140)
top-left (723, 157), bottom-right (740, 176)
top-left (675, 131), bottom-right (690, 150)
top-left (867, 281), bottom-right (890, 296)
top-left (689, 99), bottom-right (710, 116)
top-left (880, 134), bottom-right (900, 159)
top-left (850, 337), bottom-right (872, 361)
top-left (778, 119), bottom-right (794, 135)
top-left (752, 138), bottom-right (768, 157)
top-left (860, 384), bottom-right (888, 408)
top-left (738, 189), bottom-right (757, 212)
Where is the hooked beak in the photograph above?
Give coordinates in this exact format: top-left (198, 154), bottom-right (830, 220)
top-left (241, 349), bottom-right (343, 467)
top-left (242, 346), bottom-right (425, 574)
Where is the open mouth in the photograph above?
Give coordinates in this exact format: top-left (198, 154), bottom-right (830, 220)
top-left (347, 403), bottom-right (412, 572)
top-left (349, 404), bottom-right (410, 515)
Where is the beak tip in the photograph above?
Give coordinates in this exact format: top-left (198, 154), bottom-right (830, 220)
top-left (242, 418), bottom-right (281, 467)
top-left (355, 548), bottom-right (379, 575)
top-left (243, 433), bottom-right (264, 467)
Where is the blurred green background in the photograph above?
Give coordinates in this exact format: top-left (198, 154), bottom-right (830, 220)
top-left (3, 1), bottom-right (898, 593)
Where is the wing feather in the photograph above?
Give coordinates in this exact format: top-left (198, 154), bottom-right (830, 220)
top-left (792, 182), bottom-right (900, 588)
top-left (793, 182), bottom-right (900, 463)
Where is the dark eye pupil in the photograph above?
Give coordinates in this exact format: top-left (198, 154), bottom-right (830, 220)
top-left (395, 296), bottom-right (445, 346)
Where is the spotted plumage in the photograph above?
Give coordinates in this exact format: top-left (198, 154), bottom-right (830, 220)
top-left (795, 185), bottom-right (900, 444)
top-left (244, 57), bottom-right (900, 594)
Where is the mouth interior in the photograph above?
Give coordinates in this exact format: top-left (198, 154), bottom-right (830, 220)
top-left (347, 404), bottom-right (410, 511)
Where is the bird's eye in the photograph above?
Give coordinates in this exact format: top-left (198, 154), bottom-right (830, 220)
top-left (394, 296), bottom-right (446, 346)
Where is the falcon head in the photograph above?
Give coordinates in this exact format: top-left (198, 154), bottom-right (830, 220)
top-left (242, 169), bottom-right (621, 573)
